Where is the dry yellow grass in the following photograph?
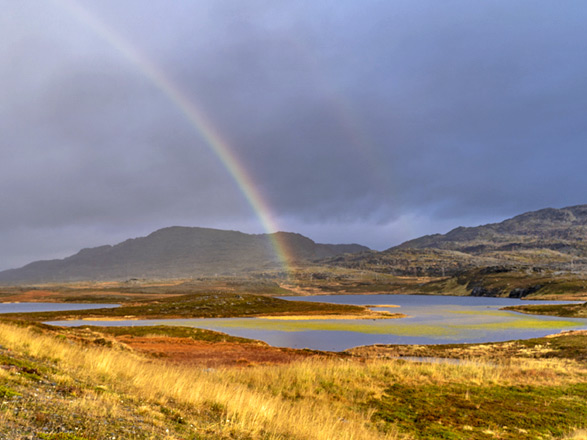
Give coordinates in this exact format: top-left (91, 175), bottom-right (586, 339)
top-left (563, 429), bottom-right (587, 440)
top-left (1, 322), bottom-right (586, 439)
top-left (0, 323), bottom-right (396, 440)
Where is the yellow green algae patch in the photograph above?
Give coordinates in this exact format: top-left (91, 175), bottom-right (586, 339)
top-left (257, 312), bottom-right (405, 320)
top-left (457, 318), bottom-right (585, 331)
top-left (446, 309), bottom-right (515, 318)
top-left (167, 318), bottom-right (457, 337)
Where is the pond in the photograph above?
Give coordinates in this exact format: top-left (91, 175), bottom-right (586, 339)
top-left (0, 302), bottom-right (119, 314)
top-left (43, 295), bottom-right (587, 351)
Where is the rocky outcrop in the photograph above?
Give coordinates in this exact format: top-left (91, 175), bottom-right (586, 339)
top-left (508, 285), bottom-right (544, 298)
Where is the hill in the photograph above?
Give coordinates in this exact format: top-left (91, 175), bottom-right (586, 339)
top-left (325, 205), bottom-right (587, 278)
top-left (396, 205), bottom-right (587, 257)
top-left (0, 226), bottom-right (368, 284)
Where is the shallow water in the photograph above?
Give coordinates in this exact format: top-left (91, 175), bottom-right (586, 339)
top-left (44, 295), bottom-right (587, 351)
top-left (0, 302), bottom-right (119, 314)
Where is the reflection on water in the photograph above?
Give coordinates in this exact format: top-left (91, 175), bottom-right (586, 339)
top-left (43, 295), bottom-right (587, 351)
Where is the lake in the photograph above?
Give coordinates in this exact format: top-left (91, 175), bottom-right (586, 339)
top-left (43, 295), bottom-right (587, 351)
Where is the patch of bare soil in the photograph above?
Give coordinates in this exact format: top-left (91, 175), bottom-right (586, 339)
top-left (116, 336), bottom-right (331, 367)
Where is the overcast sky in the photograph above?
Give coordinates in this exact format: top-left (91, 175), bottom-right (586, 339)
top-left (1, 1), bottom-right (587, 270)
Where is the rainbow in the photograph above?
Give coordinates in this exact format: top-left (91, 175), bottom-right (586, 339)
top-left (53, 0), bottom-right (294, 273)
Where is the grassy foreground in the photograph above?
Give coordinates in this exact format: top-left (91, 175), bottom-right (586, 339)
top-left (1, 322), bottom-right (587, 440)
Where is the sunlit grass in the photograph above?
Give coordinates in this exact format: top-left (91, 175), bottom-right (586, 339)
top-left (1, 321), bottom-right (586, 439)
top-left (563, 428), bottom-right (587, 440)
top-left (0, 322), bottom-right (395, 439)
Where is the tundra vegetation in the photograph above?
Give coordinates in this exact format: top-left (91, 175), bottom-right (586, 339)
top-left (0, 273), bottom-right (586, 439)
top-left (1, 321), bottom-right (587, 440)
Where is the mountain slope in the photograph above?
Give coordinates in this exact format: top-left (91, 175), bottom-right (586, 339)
top-left (0, 227), bottom-right (368, 284)
top-left (395, 205), bottom-right (587, 256)
top-left (324, 205), bottom-right (587, 277)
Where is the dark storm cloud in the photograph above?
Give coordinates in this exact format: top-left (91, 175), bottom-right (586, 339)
top-left (1, 1), bottom-right (587, 268)
top-left (156, 0), bottom-right (587, 220)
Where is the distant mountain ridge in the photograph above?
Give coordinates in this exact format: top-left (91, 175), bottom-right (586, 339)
top-left (0, 226), bottom-right (369, 284)
top-left (395, 205), bottom-right (587, 256)
top-left (325, 205), bottom-right (587, 276)
top-left (4, 205), bottom-right (586, 284)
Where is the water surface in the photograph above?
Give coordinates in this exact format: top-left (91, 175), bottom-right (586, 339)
top-left (44, 295), bottom-right (587, 351)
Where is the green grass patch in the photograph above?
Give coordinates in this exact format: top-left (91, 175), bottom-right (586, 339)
top-left (372, 382), bottom-right (587, 439)
top-left (515, 333), bottom-right (587, 361)
top-left (0, 385), bottom-right (21, 398)
top-left (350, 332), bottom-right (587, 362)
top-left (39, 434), bottom-right (89, 440)
top-left (0, 353), bottom-right (46, 379)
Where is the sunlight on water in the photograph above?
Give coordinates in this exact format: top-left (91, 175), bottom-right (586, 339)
top-left (45, 295), bottom-right (587, 351)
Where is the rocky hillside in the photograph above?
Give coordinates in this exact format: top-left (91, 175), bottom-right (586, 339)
top-left (397, 205), bottom-right (587, 256)
top-left (325, 205), bottom-right (587, 277)
top-left (0, 227), bottom-right (368, 284)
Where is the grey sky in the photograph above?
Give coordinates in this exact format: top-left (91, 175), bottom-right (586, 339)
top-left (1, 1), bottom-right (587, 270)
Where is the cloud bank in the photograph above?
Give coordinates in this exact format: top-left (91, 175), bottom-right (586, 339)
top-left (1, 1), bottom-right (586, 269)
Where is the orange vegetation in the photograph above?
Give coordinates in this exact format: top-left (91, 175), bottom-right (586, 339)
top-left (115, 335), bottom-right (328, 367)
